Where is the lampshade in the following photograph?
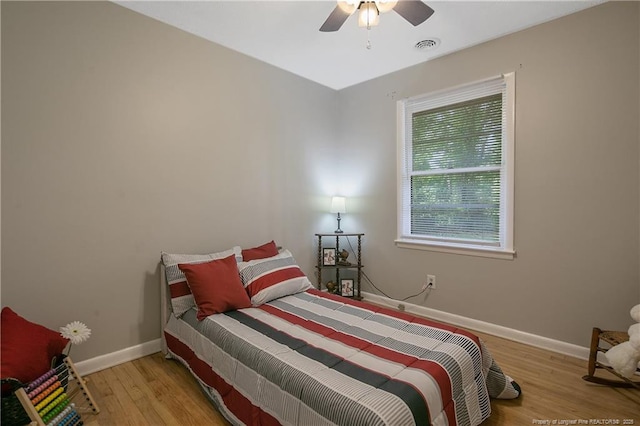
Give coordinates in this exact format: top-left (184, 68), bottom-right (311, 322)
top-left (375, 0), bottom-right (398, 13)
top-left (358, 2), bottom-right (379, 27)
top-left (337, 0), bottom-right (358, 14)
top-left (330, 196), bottom-right (346, 214)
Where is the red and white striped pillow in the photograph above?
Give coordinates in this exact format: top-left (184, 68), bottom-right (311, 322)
top-left (161, 247), bottom-right (242, 317)
top-left (238, 250), bottom-right (312, 306)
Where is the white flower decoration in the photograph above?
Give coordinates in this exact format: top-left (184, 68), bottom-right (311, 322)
top-left (60, 321), bottom-right (91, 345)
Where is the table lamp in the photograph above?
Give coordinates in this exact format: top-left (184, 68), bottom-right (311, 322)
top-left (330, 196), bottom-right (346, 234)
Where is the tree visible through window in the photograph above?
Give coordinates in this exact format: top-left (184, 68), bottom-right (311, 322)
top-left (397, 74), bottom-right (515, 256)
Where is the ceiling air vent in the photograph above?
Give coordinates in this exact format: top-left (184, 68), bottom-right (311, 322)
top-left (414, 38), bottom-right (440, 51)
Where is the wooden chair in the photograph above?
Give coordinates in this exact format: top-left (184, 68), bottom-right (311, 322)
top-left (582, 327), bottom-right (640, 389)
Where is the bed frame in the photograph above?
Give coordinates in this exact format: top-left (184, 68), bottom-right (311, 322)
top-left (160, 263), bottom-right (171, 355)
top-left (158, 258), bottom-right (521, 426)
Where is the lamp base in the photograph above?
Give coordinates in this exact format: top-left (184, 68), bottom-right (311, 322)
top-left (335, 213), bottom-right (344, 234)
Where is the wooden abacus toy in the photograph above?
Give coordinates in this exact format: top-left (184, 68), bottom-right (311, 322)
top-left (14, 357), bottom-right (99, 426)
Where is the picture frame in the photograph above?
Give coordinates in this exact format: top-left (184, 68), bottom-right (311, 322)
top-left (341, 279), bottom-right (354, 297)
top-left (322, 248), bottom-right (336, 266)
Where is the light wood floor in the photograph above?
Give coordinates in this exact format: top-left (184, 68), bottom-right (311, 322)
top-left (81, 332), bottom-right (640, 425)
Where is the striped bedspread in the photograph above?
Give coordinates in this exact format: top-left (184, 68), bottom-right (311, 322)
top-left (164, 289), bottom-right (520, 426)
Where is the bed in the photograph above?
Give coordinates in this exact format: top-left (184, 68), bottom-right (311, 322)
top-left (160, 245), bottom-right (521, 426)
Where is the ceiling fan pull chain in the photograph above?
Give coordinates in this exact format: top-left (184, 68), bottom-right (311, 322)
top-left (366, 27), bottom-right (372, 49)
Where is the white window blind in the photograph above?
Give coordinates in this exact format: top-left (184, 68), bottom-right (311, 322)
top-left (397, 74), bottom-right (515, 257)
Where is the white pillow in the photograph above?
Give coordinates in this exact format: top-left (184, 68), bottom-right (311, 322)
top-left (237, 249), bottom-right (312, 306)
top-left (161, 247), bottom-right (242, 317)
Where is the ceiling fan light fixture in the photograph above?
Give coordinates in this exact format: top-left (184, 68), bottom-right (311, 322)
top-left (374, 0), bottom-right (398, 14)
top-left (337, 0), bottom-right (358, 14)
top-left (320, 0), bottom-right (434, 33)
top-left (358, 2), bottom-right (380, 28)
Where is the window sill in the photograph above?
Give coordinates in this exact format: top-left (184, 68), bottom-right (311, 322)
top-left (395, 238), bottom-right (515, 260)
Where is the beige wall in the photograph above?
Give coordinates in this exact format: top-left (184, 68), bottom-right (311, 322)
top-left (2, 0), bottom-right (638, 362)
top-left (339, 1), bottom-right (640, 346)
top-left (1, 1), bottom-right (339, 360)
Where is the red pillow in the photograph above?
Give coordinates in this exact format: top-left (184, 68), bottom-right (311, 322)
top-left (1, 307), bottom-right (69, 384)
top-left (242, 240), bottom-right (279, 261)
top-left (179, 254), bottom-right (251, 320)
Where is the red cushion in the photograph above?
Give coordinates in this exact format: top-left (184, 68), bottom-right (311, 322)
top-left (179, 254), bottom-right (251, 320)
top-left (1, 307), bottom-right (69, 383)
top-left (242, 240), bottom-right (279, 261)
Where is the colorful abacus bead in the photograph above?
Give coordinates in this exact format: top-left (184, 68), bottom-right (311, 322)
top-left (26, 368), bottom-right (56, 392)
top-left (34, 387), bottom-right (64, 413)
top-left (31, 380), bottom-right (61, 405)
top-left (28, 375), bottom-right (57, 400)
top-left (41, 392), bottom-right (68, 418)
top-left (43, 400), bottom-right (71, 424)
top-left (46, 404), bottom-right (67, 425)
top-left (59, 410), bottom-right (81, 426)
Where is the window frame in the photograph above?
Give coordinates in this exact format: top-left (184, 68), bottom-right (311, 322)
top-left (395, 73), bottom-right (516, 260)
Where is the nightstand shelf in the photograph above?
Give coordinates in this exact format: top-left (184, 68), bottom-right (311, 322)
top-left (315, 233), bottom-right (363, 300)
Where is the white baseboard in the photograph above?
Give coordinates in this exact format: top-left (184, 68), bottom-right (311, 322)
top-left (361, 291), bottom-right (590, 360)
top-left (74, 338), bottom-right (162, 376)
top-left (72, 294), bottom-right (591, 377)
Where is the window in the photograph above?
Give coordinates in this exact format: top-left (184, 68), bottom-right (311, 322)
top-left (396, 73), bottom-right (515, 259)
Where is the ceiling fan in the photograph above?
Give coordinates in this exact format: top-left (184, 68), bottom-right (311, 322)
top-left (320, 0), bottom-right (435, 32)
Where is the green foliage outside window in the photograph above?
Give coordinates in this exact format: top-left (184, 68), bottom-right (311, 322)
top-left (410, 94), bottom-right (502, 243)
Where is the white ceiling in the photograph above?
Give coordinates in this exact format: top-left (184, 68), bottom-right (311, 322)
top-left (115, 0), bottom-right (603, 90)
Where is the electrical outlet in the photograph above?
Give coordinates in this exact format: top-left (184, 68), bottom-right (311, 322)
top-left (427, 275), bottom-right (436, 289)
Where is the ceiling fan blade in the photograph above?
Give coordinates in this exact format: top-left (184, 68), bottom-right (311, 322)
top-left (393, 0), bottom-right (434, 26)
top-left (320, 5), bottom-right (352, 32)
